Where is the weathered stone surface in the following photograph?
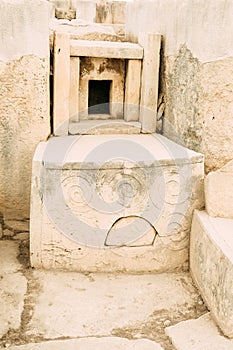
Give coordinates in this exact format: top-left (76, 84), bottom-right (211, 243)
top-left (30, 134), bottom-right (204, 271)
top-left (53, 32), bottom-right (70, 136)
top-left (166, 313), bottom-right (233, 350)
top-left (69, 120), bottom-right (141, 134)
top-left (0, 0), bottom-right (50, 219)
top-left (0, 241), bottom-right (27, 338)
top-left (12, 232), bottom-right (29, 241)
top-left (27, 272), bottom-right (198, 339)
top-left (49, 19), bottom-right (121, 46)
top-left (76, 1), bottom-right (96, 22)
top-left (70, 39), bottom-right (143, 58)
top-left (0, 241), bottom-right (23, 272)
top-left (5, 220), bottom-right (29, 233)
top-left (126, 1), bottom-right (233, 172)
top-left (190, 210), bottom-right (233, 338)
top-left (205, 160), bottom-right (233, 218)
top-left (139, 33), bottom-right (161, 133)
top-left (0, 337), bottom-right (163, 350)
top-left (55, 7), bottom-right (76, 20)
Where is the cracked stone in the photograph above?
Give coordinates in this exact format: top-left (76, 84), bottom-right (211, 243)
top-left (165, 313), bottom-right (233, 350)
top-left (3, 229), bottom-right (14, 237)
top-left (27, 271), bottom-right (200, 339)
top-left (4, 221), bottom-right (29, 233)
top-left (0, 337), bottom-right (164, 350)
top-left (12, 232), bottom-right (29, 241)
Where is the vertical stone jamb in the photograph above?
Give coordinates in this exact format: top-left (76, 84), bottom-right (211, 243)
top-left (69, 57), bottom-right (80, 123)
top-left (53, 32), bottom-right (70, 136)
top-left (124, 59), bottom-right (141, 122)
top-left (139, 33), bottom-right (161, 133)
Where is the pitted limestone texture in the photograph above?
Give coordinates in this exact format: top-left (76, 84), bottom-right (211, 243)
top-left (30, 133), bottom-right (204, 272)
top-left (190, 210), bottom-right (233, 338)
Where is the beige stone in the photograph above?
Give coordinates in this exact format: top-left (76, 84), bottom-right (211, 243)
top-left (27, 271), bottom-right (198, 339)
top-left (1, 338), bottom-right (164, 350)
top-left (0, 1), bottom-right (50, 219)
top-left (205, 160), bottom-right (233, 218)
top-left (126, 1), bottom-right (233, 172)
top-left (49, 19), bottom-right (121, 46)
top-left (69, 56), bottom-right (80, 121)
top-left (0, 241), bottom-right (27, 338)
top-left (5, 220), bottom-right (29, 232)
top-left (70, 39), bottom-right (143, 58)
top-left (124, 59), bottom-right (141, 122)
top-left (53, 32), bottom-right (70, 136)
top-left (190, 210), bottom-right (233, 338)
top-left (75, 1), bottom-right (96, 22)
top-left (69, 120), bottom-right (141, 134)
top-left (166, 313), bottom-right (233, 350)
top-left (139, 33), bottom-right (161, 133)
top-left (30, 134), bottom-right (204, 272)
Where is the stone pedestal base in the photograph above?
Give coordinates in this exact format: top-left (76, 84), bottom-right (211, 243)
top-left (30, 134), bottom-right (204, 272)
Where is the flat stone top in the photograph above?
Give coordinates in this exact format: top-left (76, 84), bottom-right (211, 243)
top-left (35, 134), bottom-right (203, 170)
top-left (194, 210), bottom-right (233, 262)
top-left (70, 39), bottom-right (143, 58)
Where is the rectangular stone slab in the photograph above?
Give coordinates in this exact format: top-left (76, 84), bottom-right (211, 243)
top-left (70, 40), bottom-right (143, 59)
top-left (190, 210), bottom-right (233, 338)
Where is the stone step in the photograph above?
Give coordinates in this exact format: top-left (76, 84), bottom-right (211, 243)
top-left (0, 338), bottom-right (164, 350)
top-left (190, 210), bottom-right (233, 338)
top-left (165, 313), bottom-right (233, 350)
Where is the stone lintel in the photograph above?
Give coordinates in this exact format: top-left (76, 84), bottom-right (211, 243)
top-left (70, 39), bottom-right (143, 59)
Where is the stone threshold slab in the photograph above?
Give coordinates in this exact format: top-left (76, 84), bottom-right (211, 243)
top-left (69, 120), bottom-right (141, 135)
top-left (70, 39), bottom-right (143, 59)
top-left (1, 337), bottom-right (164, 350)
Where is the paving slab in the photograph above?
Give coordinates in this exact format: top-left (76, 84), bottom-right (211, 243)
top-left (0, 241), bottom-right (27, 338)
top-left (166, 313), bottom-right (233, 350)
top-left (0, 241), bottom-right (23, 273)
top-left (0, 337), bottom-right (164, 350)
top-left (27, 271), bottom-right (199, 339)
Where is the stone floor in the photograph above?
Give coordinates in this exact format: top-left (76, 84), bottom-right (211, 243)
top-left (0, 220), bottom-right (232, 349)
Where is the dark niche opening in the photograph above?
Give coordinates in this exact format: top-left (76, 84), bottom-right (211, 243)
top-left (88, 80), bottom-right (111, 114)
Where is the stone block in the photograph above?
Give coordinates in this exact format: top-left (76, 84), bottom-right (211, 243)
top-left (205, 160), bottom-right (233, 218)
top-left (139, 33), bottom-right (161, 133)
top-left (70, 39), bottom-right (143, 59)
top-left (27, 271), bottom-right (198, 339)
top-left (166, 313), bottom-right (233, 350)
top-left (0, 0), bottom-right (50, 219)
top-left (76, 0), bottom-right (96, 22)
top-left (190, 210), bottom-right (233, 338)
top-left (53, 32), bottom-right (70, 136)
top-left (30, 134), bottom-right (204, 272)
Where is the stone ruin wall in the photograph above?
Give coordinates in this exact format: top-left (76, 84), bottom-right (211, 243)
top-left (1, 0), bottom-right (233, 220)
top-left (0, 0), bottom-right (50, 220)
top-left (126, 0), bottom-right (233, 173)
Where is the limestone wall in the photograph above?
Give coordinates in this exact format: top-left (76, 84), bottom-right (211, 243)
top-left (126, 0), bottom-right (233, 172)
top-left (0, 0), bottom-right (50, 219)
